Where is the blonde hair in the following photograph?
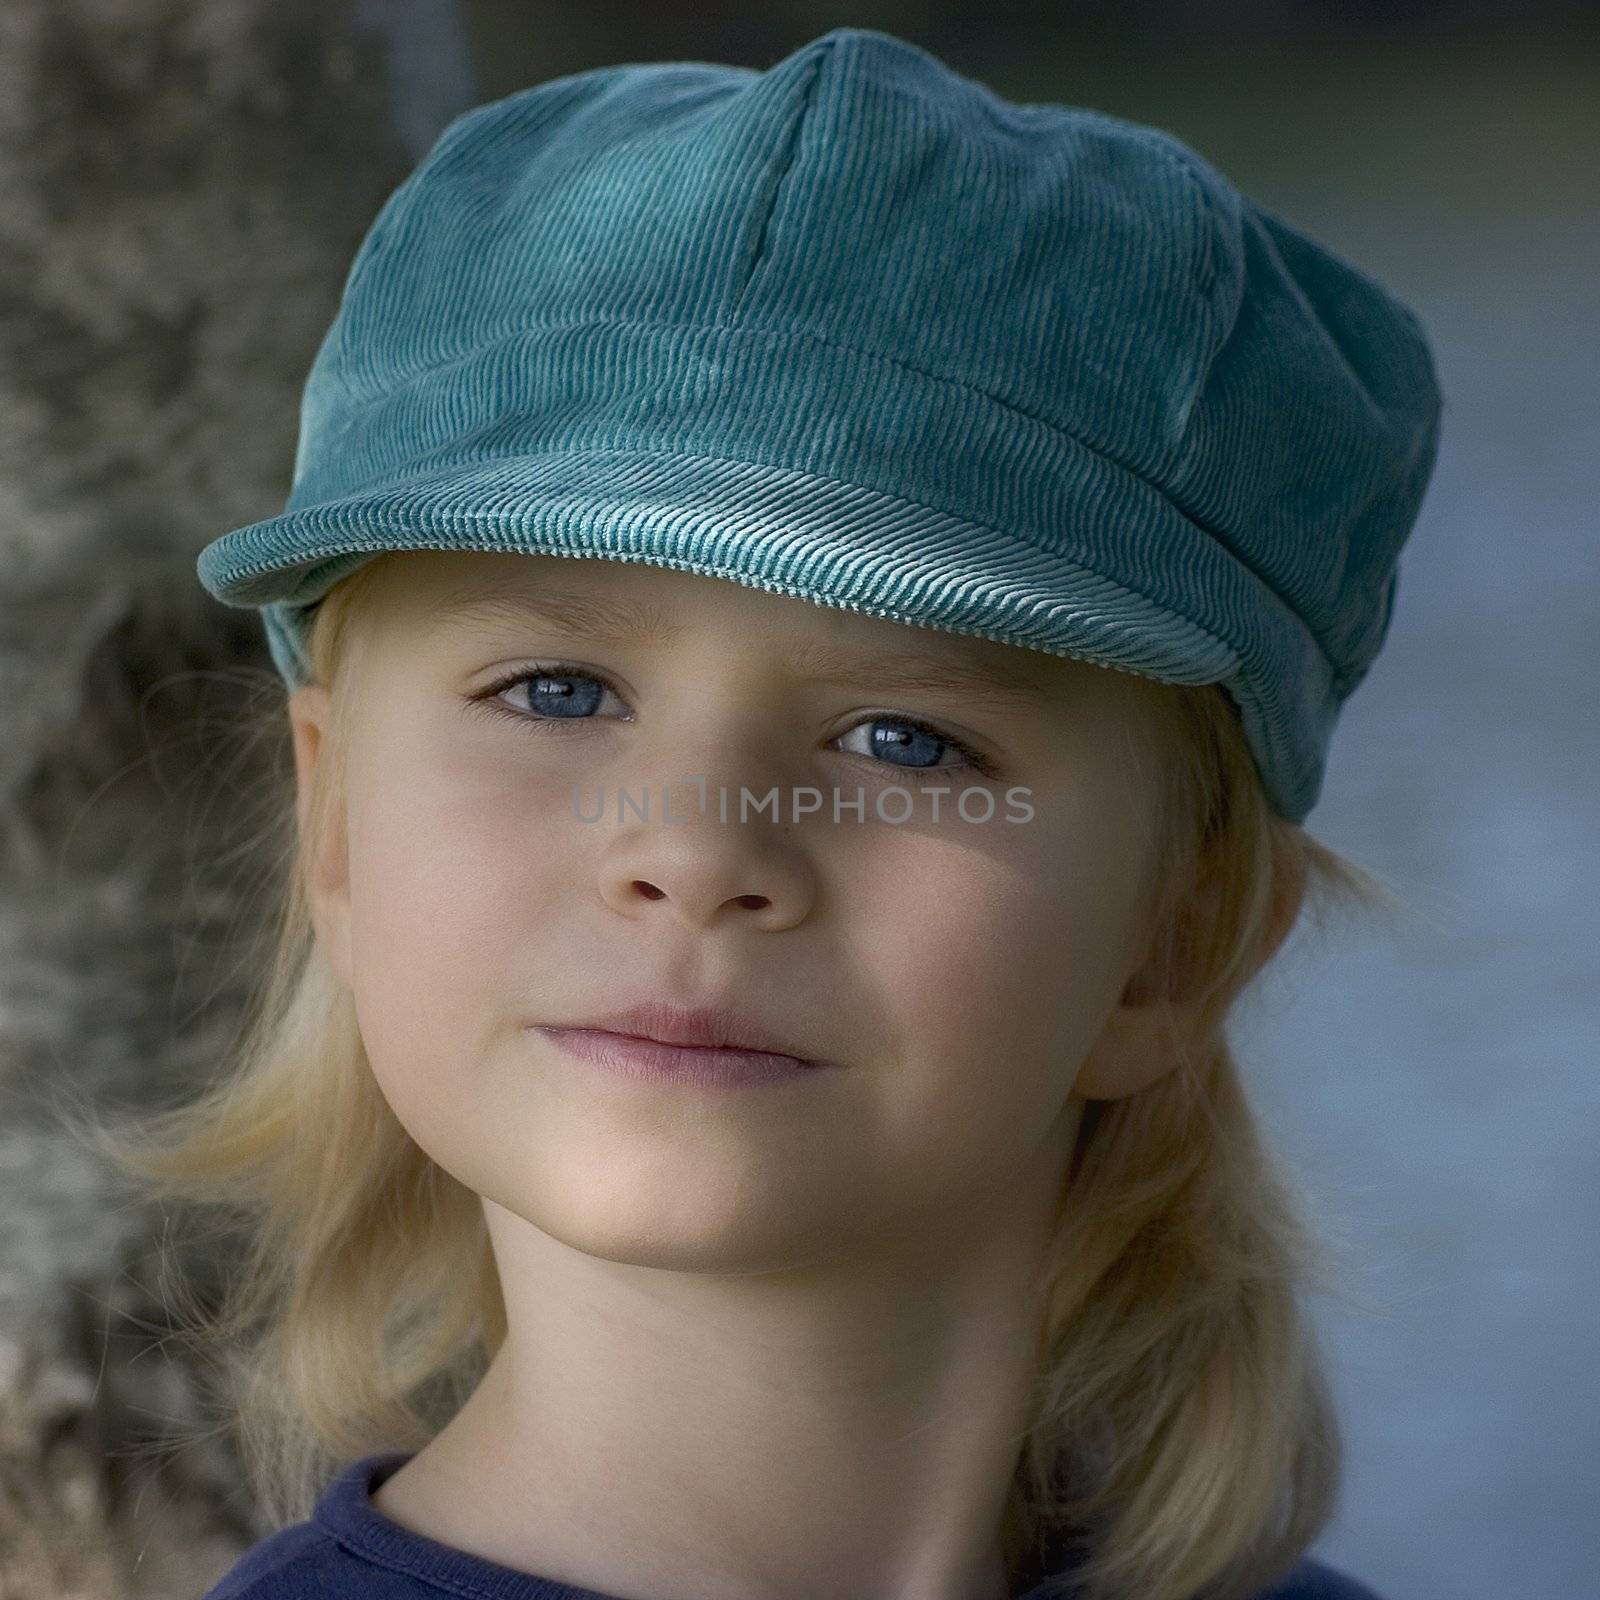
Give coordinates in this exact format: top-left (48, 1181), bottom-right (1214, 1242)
top-left (61, 554), bottom-right (1412, 1600)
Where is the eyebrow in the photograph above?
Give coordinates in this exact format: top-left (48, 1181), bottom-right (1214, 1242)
top-left (426, 585), bottom-right (1060, 712)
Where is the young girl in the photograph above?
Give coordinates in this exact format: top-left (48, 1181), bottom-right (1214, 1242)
top-left (79, 25), bottom-right (1441, 1600)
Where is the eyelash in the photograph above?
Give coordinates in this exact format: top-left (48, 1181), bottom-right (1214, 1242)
top-left (466, 663), bottom-right (999, 781)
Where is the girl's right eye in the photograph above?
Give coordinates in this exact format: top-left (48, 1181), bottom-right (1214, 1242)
top-left (469, 664), bottom-right (630, 727)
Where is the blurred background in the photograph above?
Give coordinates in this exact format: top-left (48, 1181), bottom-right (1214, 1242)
top-left (0, 2), bottom-right (1593, 1597)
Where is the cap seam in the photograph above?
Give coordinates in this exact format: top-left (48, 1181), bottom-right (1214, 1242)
top-left (726, 35), bottom-right (835, 320)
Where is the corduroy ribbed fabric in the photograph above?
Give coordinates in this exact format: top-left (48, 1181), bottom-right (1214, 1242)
top-left (194, 25), bottom-right (1443, 823)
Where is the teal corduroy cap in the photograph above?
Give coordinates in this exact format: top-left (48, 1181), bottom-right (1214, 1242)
top-left (195, 25), bottom-right (1443, 824)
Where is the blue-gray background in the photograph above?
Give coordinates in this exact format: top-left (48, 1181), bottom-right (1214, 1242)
top-left (375, 5), bottom-right (1600, 1595)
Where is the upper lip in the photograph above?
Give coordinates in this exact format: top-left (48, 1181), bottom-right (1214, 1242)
top-left (545, 999), bottom-right (822, 1064)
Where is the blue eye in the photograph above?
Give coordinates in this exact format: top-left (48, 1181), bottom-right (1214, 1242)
top-left (467, 664), bottom-right (995, 781)
top-left (831, 715), bottom-right (991, 779)
top-left (483, 666), bottom-right (622, 721)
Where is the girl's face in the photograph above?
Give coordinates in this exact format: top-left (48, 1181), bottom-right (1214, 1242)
top-left (292, 549), bottom-right (1175, 1273)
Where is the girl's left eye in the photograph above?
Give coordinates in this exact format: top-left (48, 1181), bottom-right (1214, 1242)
top-left (466, 664), bottom-right (997, 780)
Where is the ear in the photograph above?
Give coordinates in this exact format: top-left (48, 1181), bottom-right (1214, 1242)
top-left (1072, 845), bottom-right (1308, 1102)
top-left (1069, 967), bottom-right (1194, 1102)
top-left (287, 684), bottom-right (354, 991)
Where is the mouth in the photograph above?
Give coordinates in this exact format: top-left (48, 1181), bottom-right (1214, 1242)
top-left (582, 1029), bottom-right (810, 1066)
top-left (533, 1025), bottom-right (829, 1088)
top-left (544, 997), bottom-right (826, 1066)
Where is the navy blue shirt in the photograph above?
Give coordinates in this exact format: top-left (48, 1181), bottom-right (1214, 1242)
top-left (199, 1452), bottom-right (1388, 1600)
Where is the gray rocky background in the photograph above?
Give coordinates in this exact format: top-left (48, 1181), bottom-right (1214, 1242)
top-left (0, 2), bottom-right (476, 1593)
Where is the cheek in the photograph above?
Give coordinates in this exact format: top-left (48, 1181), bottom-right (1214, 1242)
top-left (860, 817), bottom-right (1146, 1128)
top-left (345, 725), bottom-right (578, 964)
top-left (340, 735), bottom-right (574, 1131)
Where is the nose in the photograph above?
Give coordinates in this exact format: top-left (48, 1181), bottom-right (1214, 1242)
top-left (589, 709), bottom-right (821, 929)
top-left (597, 809), bottom-right (815, 931)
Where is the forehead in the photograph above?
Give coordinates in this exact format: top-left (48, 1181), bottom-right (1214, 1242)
top-left (368, 548), bottom-right (1126, 713)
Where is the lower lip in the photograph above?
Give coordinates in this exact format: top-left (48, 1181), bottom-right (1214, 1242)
top-left (535, 1027), bottom-right (825, 1088)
